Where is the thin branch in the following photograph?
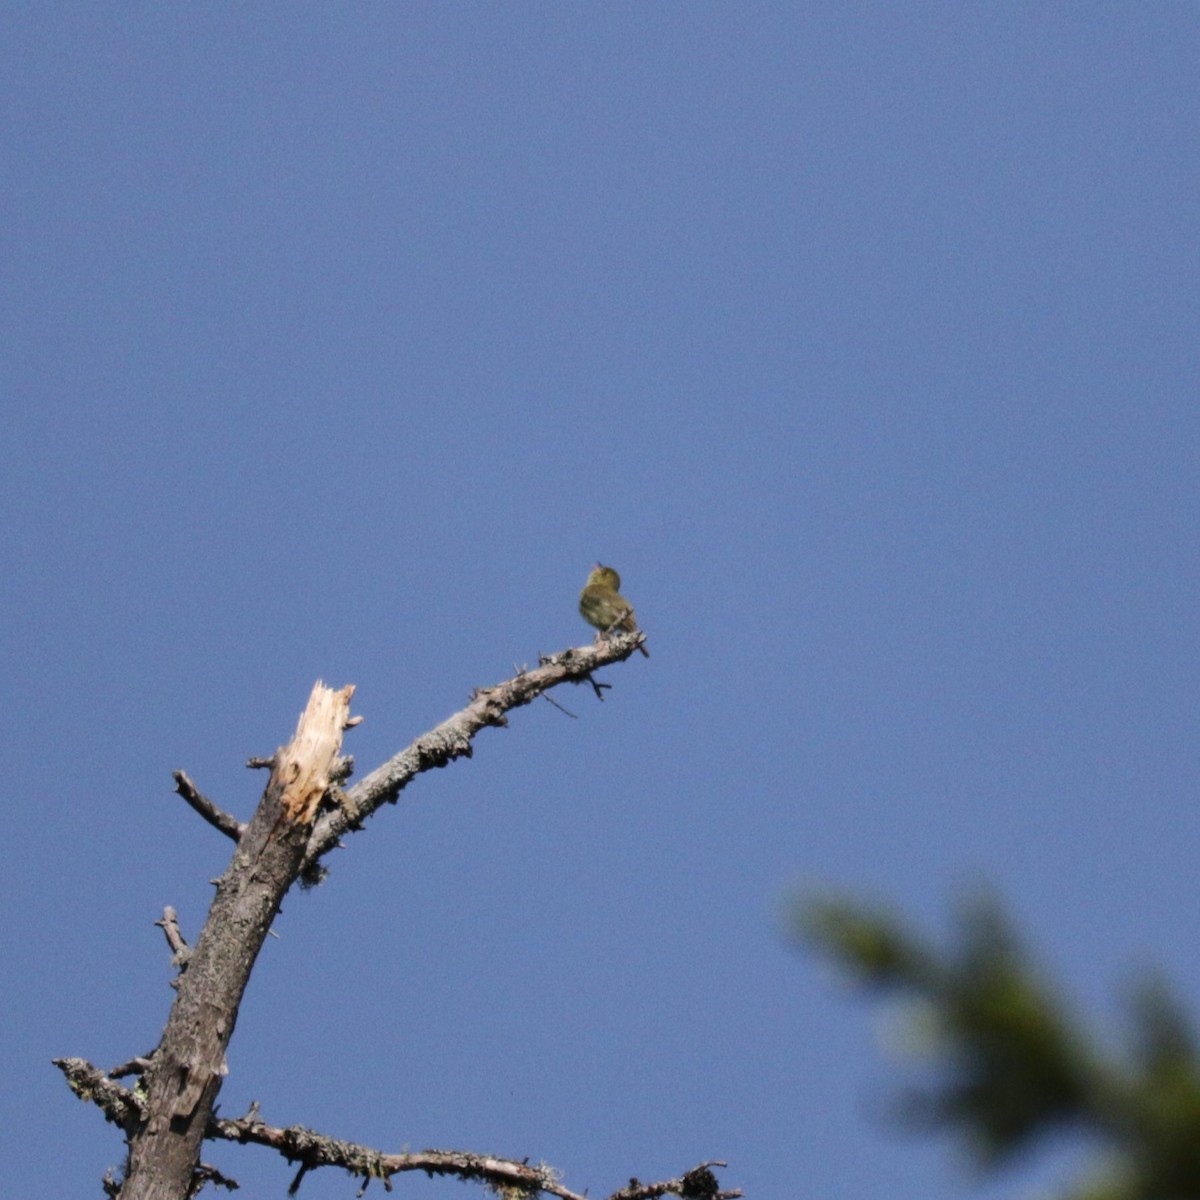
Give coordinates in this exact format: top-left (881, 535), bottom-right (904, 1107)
top-left (208, 1111), bottom-right (739, 1200)
top-left (301, 634), bottom-right (646, 873)
top-left (172, 770), bottom-right (245, 841)
top-left (525, 661), bottom-right (580, 718)
top-left (55, 1064), bottom-right (737, 1200)
top-left (541, 691), bottom-right (579, 719)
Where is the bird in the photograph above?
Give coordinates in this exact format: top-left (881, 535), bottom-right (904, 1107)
top-left (579, 564), bottom-right (650, 657)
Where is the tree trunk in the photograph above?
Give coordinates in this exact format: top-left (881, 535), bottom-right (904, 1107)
top-left (120, 683), bottom-right (353, 1199)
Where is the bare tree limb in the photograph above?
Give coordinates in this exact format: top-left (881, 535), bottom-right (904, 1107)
top-left (55, 1060), bottom-right (738, 1200)
top-left (302, 634), bottom-right (645, 873)
top-left (171, 771), bottom-right (244, 842)
top-left (53, 1057), bottom-right (145, 1133)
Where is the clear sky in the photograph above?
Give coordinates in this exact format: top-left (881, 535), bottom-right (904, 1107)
top-left (3, 6), bottom-right (1197, 1199)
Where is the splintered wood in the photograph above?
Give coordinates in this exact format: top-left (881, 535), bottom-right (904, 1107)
top-left (274, 681), bottom-right (356, 825)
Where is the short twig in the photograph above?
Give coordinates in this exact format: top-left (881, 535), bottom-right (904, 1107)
top-left (172, 770), bottom-right (245, 841)
top-left (195, 1162), bottom-right (239, 1193)
top-left (541, 692), bottom-right (579, 718)
top-left (155, 905), bottom-right (193, 980)
top-left (155, 906), bottom-right (189, 957)
top-left (288, 1162), bottom-right (310, 1195)
top-left (109, 1056), bottom-right (153, 1079)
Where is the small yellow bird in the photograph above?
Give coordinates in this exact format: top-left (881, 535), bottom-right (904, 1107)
top-left (579, 564), bottom-right (649, 657)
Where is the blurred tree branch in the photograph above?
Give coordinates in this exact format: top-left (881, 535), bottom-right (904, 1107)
top-left (796, 892), bottom-right (1200, 1200)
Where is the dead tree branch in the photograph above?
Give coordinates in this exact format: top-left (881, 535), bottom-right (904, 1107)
top-left (54, 642), bottom-right (729, 1200)
top-left (54, 1057), bottom-right (146, 1133)
top-left (172, 770), bottom-right (244, 841)
top-left (302, 633), bottom-right (646, 873)
top-left (55, 1059), bottom-right (738, 1200)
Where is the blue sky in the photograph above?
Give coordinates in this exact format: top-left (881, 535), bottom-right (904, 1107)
top-left (3, 5), bottom-right (1197, 1199)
